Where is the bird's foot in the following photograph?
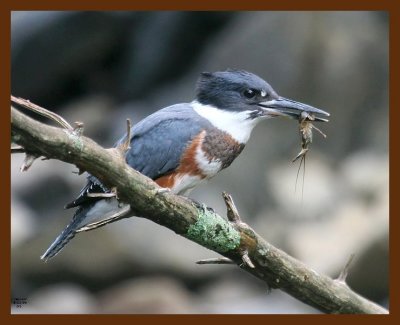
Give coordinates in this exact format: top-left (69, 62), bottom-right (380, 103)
top-left (155, 187), bottom-right (170, 195)
top-left (86, 191), bottom-right (116, 199)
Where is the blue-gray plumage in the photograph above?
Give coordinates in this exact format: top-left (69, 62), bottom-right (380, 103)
top-left (41, 69), bottom-right (330, 261)
top-left (121, 104), bottom-right (214, 179)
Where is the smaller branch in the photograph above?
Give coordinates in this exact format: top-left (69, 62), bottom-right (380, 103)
top-left (337, 253), bottom-right (356, 283)
top-left (75, 205), bottom-right (131, 233)
top-left (222, 191), bottom-right (241, 223)
top-left (11, 95), bottom-right (73, 131)
top-left (116, 119), bottom-right (132, 154)
top-left (11, 97), bottom-right (87, 175)
top-left (11, 145), bottom-right (25, 154)
top-left (196, 257), bottom-right (235, 265)
top-left (223, 193), bottom-right (255, 268)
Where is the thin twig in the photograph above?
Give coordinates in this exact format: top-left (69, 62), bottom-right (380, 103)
top-left (221, 192), bottom-right (255, 268)
top-left (116, 118), bottom-right (132, 154)
top-left (11, 95), bottom-right (73, 131)
top-left (222, 191), bottom-right (241, 223)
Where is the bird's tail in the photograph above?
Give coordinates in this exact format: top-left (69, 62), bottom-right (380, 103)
top-left (40, 205), bottom-right (91, 262)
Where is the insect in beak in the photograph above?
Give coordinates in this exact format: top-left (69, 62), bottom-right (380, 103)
top-left (292, 111), bottom-right (327, 163)
top-left (292, 111), bottom-right (327, 198)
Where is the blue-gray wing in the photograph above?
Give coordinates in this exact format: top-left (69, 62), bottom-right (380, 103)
top-left (65, 104), bottom-right (211, 209)
top-left (123, 105), bottom-right (211, 178)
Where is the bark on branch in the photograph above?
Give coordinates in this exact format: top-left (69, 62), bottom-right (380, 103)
top-left (10, 100), bottom-right (388, 314)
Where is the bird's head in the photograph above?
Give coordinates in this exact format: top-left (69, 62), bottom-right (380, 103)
top-left (195, 69), bottom-right (330, 123)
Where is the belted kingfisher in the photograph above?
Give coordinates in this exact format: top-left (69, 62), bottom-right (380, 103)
top-left (41, 69), bottom-right (329, 261)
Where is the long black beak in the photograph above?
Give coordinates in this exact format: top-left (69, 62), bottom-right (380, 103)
top-left (258, 97), bottom-right (330, 122)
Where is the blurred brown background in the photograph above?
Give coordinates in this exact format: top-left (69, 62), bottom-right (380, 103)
top-left (11, 11), bottom-right (388, 314)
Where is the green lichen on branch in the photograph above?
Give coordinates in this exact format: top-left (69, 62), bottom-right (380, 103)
top-left (186, 206), bottom-right (241, 253)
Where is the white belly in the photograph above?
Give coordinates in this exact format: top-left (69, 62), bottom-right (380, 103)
top-left (195, 146), bottom-right (222, 178)
top-left (171, 174), bottom-right (204, 196)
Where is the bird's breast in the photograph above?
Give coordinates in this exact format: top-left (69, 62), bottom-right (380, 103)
top-left (201, 128), bottom-right (245, 171)
top-left (179, 128), bottom-right (245, 178)
top-left (154, 129), bottom-right (245, 195)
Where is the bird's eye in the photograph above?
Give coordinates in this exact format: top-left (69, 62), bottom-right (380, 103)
top-left (243, 89), bottom-right (256, 99)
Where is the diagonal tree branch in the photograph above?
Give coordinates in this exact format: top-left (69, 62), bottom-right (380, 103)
top-left (10, 99), bottom-right (388, 314)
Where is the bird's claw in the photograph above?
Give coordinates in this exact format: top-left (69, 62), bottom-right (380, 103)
top-left (156, 188), bottom-right (170, 194)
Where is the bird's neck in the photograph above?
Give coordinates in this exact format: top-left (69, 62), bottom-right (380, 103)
top-left (191, 100), bottom-right (260, 144)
